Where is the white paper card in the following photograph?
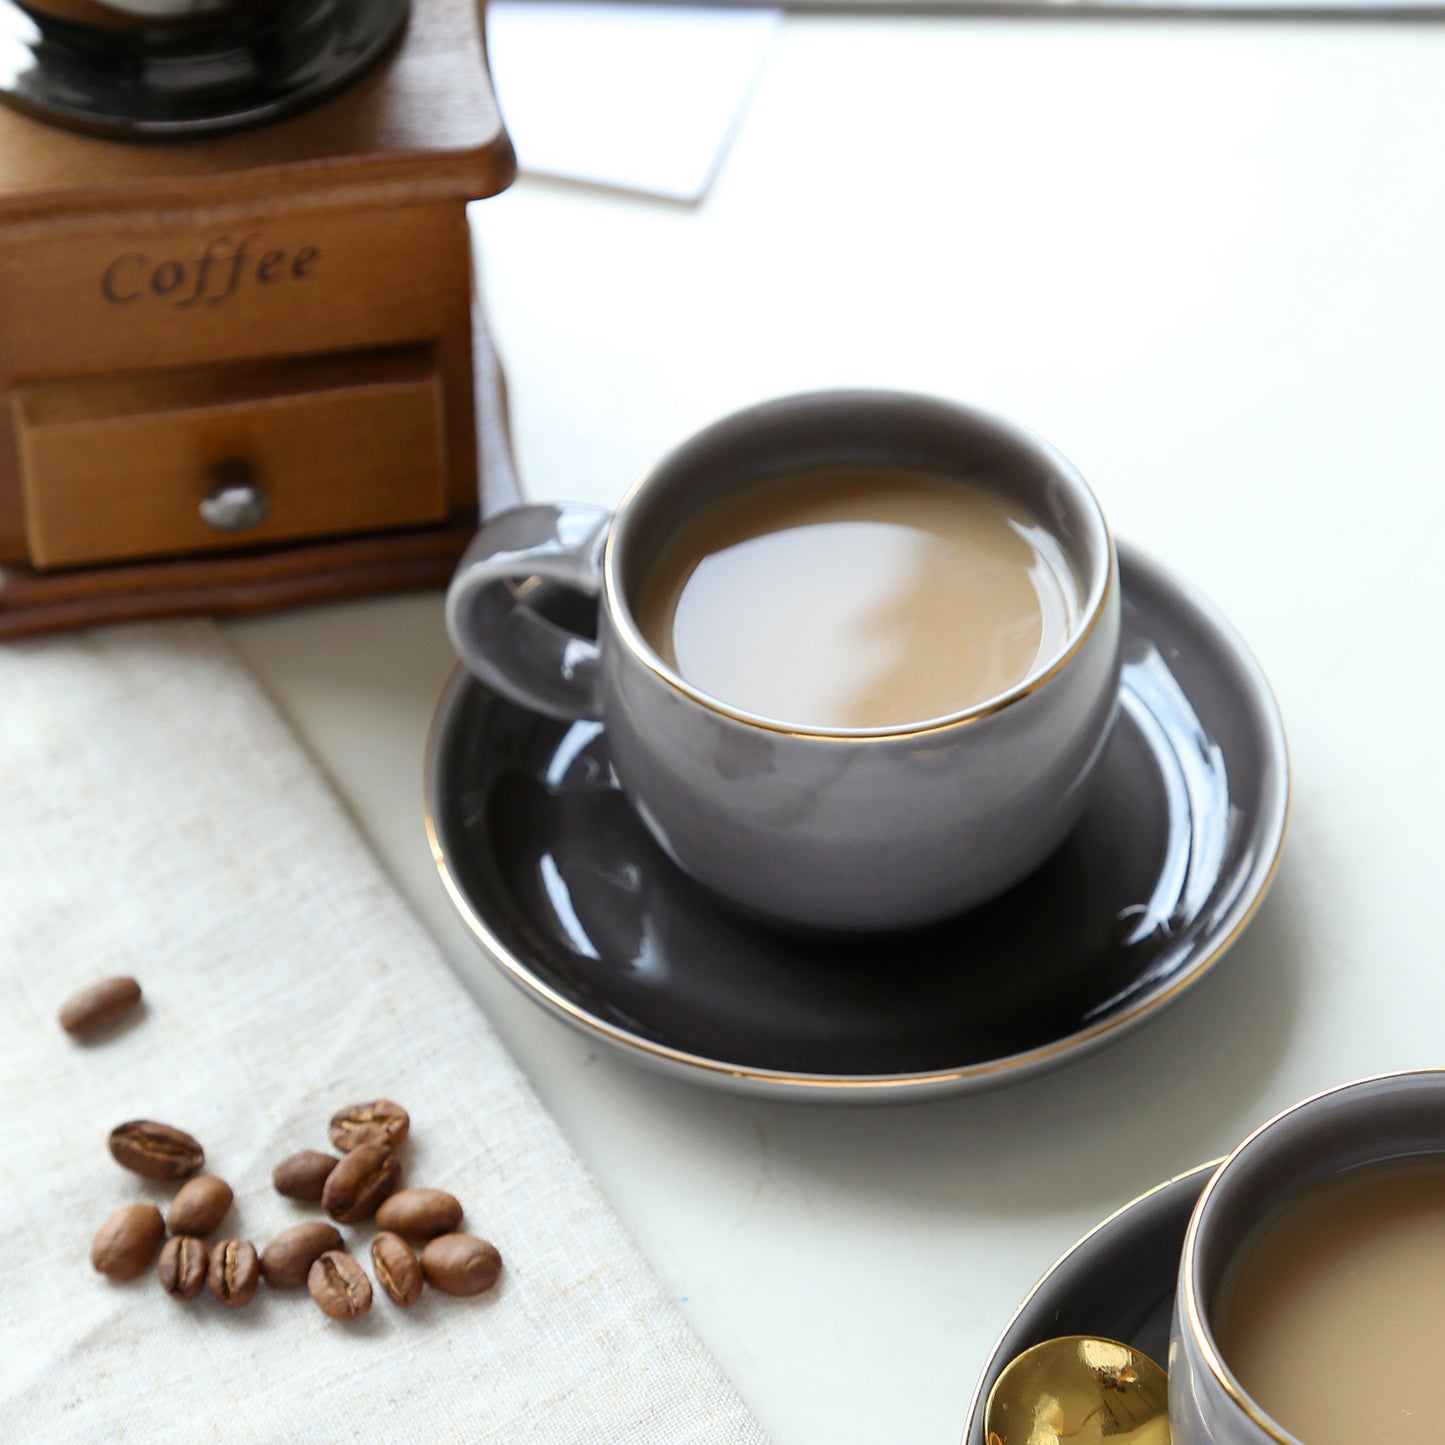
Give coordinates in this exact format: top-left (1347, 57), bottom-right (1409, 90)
top-left (486, 2), bottom-right (782, 202)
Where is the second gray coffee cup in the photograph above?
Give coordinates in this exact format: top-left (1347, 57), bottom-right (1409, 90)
top-left (1172, 1070), bottom-right (1445, 1445)
top-left (446, 390), bottom-right (1120, 932)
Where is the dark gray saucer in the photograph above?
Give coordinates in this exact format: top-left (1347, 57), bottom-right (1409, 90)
top-left (426, 543), bottom-right (1288, 1102)
top-left (960, 1161), bottom-right (1216, 1445)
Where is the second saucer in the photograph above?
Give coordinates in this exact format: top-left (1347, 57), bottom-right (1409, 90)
top-left (961, 1162), bottom-right (1217, 1445)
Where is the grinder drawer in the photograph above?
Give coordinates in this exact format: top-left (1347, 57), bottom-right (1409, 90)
top-left (13, 346), bottom-right (447, 570)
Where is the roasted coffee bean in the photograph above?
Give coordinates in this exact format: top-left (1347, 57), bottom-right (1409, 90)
top-left (272, 1149), bottom-right (340, 1202)
top-left (321, 1143), bottom-right (400, 1224)
top-left (59, 976), bottom-right (142, 1036)
top-left (370, 1231), bottom-right (423, 1308)
top-left (308, 1251), bottom-right (372, 1320)
top-left (91, 1203), bottom-right (165, 1281)
top-left (208, 1239), bottom-right (260, 1308)
top-left (167, 1175), bottom-right (232, 1236)
top-left (109, 1120), bottom-right (204, 1181)
top-left (260, 1222), bottom-right (344, 1289)
top-left (158, 1236), bottom-right (209, 1300)
top-left (420, 1233), bottom-right (503, 1297)
top-left (328, 1099), bottom-right (409, 1153)
top-left (375, 1187), bottom-right (463, 1241)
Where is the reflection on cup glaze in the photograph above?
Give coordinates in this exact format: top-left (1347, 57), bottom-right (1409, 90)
top-left (1091, 642), bottom-right (1234, 1020)
top-left (1114, 644), bottom-right (1231, 942)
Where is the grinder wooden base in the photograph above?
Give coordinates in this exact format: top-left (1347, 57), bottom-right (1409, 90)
top-left (0, 0), bottom-right (515, 639)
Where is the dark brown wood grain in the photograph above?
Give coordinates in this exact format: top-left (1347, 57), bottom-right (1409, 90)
top-left (0, 517), bottom-right (480, 638)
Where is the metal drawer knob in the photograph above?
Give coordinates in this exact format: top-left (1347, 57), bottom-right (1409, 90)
top-left (199, 459), bottom-right (268, 532)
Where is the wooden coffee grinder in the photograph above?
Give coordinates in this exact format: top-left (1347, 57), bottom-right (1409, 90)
top-left (0, 0), bottom-right (515, 637)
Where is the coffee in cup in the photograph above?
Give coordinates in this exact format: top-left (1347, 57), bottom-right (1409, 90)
top-left (1211, 1157), bottom-right (1445, 1445)
top-left (446, 391), bottom-right (1120, 932)
top-left (1173, 1071), bottom-right (1445, 1445)
top-left (633, 463), bottom-right (1081, 731)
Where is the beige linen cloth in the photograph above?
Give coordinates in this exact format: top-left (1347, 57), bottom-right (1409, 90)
top-left (0, 620), bottom-right (768, 1443)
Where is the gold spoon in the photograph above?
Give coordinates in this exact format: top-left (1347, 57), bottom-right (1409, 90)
top-left (983, 1336), bottom-right (1171, 1445)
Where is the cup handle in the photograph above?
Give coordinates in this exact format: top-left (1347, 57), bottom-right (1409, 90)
top-left (445, 503), bottom-right (611, 721)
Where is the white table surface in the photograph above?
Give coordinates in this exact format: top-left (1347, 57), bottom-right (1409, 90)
top-left (227, 16), bottom-right (1445, 1441)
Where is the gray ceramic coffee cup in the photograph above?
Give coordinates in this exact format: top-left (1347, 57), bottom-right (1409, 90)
top-left (1172, 1070), bottom-right (1445, 1445)
top-left (446, 390), bottom-right (1120, 932)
